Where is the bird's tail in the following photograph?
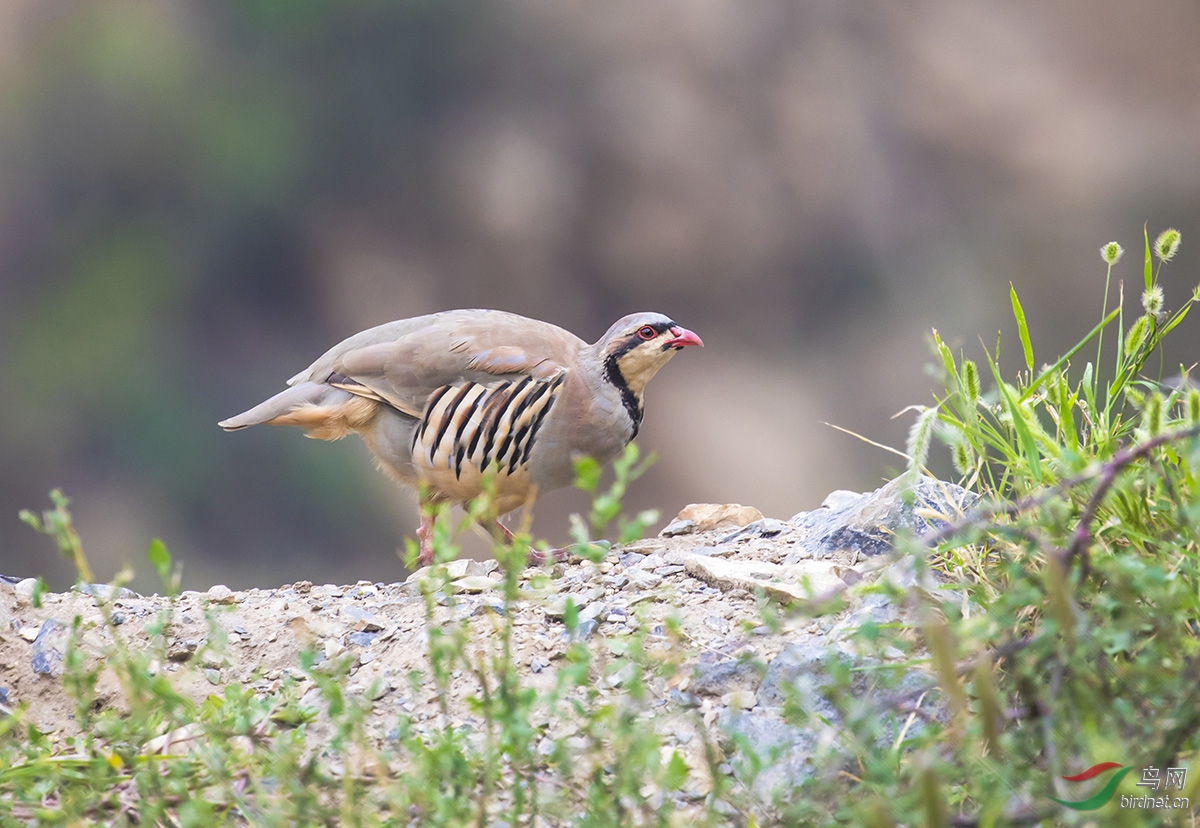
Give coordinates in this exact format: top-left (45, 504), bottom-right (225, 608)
top-left (218, 382), bottom-right (373, 440)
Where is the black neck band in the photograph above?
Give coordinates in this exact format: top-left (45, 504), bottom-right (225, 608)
top-left (603, 354), bottom-right (643, 440)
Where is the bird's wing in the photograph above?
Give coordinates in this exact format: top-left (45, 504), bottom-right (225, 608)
top-left (291, 309), bottom-right (583, 418)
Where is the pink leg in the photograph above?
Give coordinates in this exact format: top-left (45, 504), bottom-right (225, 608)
top-left (416, 513), bottom-right (435, 567)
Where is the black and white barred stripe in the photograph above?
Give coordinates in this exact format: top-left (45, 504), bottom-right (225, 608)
top-left (414, 374), bottom-right (565, 478)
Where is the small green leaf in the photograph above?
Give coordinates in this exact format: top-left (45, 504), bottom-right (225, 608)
top-left (573, 456), bottom-right (603, 493)
top-left (148, 538), bottom-right (172, 583)
top-left (663, 750), bottom-right (689, 790)
top-left (563, 598), bottom-right (579, 631)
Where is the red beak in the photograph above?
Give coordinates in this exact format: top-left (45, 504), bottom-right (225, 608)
top-left (665, 326), bottom-right (703, 349)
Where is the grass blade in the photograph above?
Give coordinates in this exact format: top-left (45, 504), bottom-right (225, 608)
top-left (1010, 284), bottom-right (1034, 373)
top-left (1144, 223), bottom-right (1153, 291)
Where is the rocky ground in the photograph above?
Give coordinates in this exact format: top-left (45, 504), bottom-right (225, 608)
top-left (0, 476), bottom-right (973, 812)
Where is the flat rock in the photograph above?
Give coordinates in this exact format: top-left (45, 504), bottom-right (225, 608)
top-left (406, 559), bottom-right (492, 584)
top-left (452, 576), bottom-right (500, 593)
top-left (681, 555), bottom-right (851, 604)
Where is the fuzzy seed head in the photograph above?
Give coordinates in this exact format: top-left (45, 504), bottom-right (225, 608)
top-left (1142, 284), bottom-right (1165, 318)
top-left (952, 440), bottom-right (974, 477)
top-left (1124, 314), bottom-right (1152, 356)
top-left (905, 406), bottom-right (937, 479)
top-left (1189, 388), bottom-right (1200, 425)
top-left (962, 359), bottom-right (980, 406)
top-left (1100, 241), bottom-right (1124, 265)
top-left (1144, 393), bottom-right (1164, 437)
top-left (1155, 228), bottom-right (1181, 262)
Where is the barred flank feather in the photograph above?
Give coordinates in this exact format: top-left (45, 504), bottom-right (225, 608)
top-left (414, 374), bottom-right (565, 480)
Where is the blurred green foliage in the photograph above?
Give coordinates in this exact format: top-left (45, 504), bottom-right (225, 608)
top-left (1, 2), bottom-right (495, 588)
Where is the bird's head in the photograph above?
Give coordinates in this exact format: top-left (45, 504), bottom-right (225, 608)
top-left (596, 312), bottom-right (703, 399)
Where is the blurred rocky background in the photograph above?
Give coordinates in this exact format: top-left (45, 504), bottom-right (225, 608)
top-left (3, 1), bottom-right (1200, 591)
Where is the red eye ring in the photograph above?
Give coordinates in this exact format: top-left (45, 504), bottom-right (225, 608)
top-left (638, 325), bottom-right (656, 340)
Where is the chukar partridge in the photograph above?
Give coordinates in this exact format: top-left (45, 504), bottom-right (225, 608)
top-left (219, 309), bottom-right (702, 565)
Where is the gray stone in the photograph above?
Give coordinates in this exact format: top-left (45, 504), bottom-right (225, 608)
top-left (704, 615), bottom-right (731, 635)
top-left (619, 552), bottom-right (647, 568)
top-left (756, 644), bottom-right (844, 711)
top-left (168, 639), bottom-right (201, 662)
top-left (77, 583), bottom-right (137, 601)
top-left (691, 658), bottom-right (762, 698)
top-left (720, 707), bottom-right (823, 799)
top-left (31, 619), bottom-right (68, 676)
top-left (571, 618), bottom-right (598, 640)
top-left (637, 554), bottom-right (667, 571)
top-left (660, 518), bottom-right (696, 537)
top-left (719, 517), bottom-right (789, 543)
top-left (668, 688), bottom-right (700, 707)
top-left (471, 601), bottom-right (506, 617)
top-left (785, 475), bottom-right (977, 563)
top-left (724, 640), bottom-right (944, 801)
top-left (577, 602), bottom-right (607, 624)
top-left (348, 631), bottom-right (381, 648)
top-left (626, 569), bottom-right (663, 590)
top-left (343, 605), bottom-right (384, 631)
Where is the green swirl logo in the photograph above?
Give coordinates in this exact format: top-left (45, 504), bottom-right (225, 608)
top-left (1049, 762), bottom-right (1134, 811)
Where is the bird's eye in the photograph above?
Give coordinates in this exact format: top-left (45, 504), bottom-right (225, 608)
top-left (638, 325), bottom-right (657, 340)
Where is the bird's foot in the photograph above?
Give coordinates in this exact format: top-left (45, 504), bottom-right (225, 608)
top-left (524, 545), bottom-right (570, 565)
top-left (488, 520), bottom-right (570, 566)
